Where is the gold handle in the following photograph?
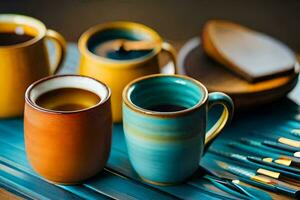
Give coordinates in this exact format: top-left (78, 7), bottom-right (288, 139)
top-left (45, 29), bottom-right (67, 74)
top-left (204, 92), bottom-right (234, 152)
top-left (161, 42), bottom-right (178, 74)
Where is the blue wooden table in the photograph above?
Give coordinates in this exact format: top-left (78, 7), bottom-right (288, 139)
top-left (1, 44), bottom-right (299, 199)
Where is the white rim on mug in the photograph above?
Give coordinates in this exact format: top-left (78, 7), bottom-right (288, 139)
top-left (25, 74), bottom-right (111, 114)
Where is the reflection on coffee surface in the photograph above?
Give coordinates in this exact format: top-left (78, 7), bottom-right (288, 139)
top-left (0, 28), bottom-right (34, 46)
top-left (146, 104), bottom-right (187, 112)
top-left (36, 88), bottom-right (100, 111)
top-left (87, 29), bottom-right (152, 60)
top-left (95, 41), bottom-right (151, 60)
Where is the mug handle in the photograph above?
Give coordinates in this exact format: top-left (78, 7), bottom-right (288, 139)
top-left (45, 29), bottom-right (67, 74)
top-left (203, 92), bottom-right (234, 152)
top-left (161, 42), bottom-right (178, 74)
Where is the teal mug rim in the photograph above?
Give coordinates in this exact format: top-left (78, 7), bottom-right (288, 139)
top-left (122, 74), bottom-right (208, 117)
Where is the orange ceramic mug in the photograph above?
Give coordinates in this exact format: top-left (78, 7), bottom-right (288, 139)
top-left (24, 75), bottom-right (112, 184)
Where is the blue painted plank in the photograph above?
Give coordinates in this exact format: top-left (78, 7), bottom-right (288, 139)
top-left (0, 143), bottom-right (110, 200)
top-left (0, 135), bottom-right (178, 200)
top-left (107, 133), bottom-right (228, 199)
top-left (2, 97), bottom-right (299, 199)
top-left (0, 121), bottom-right (226, 200)
top-left (1, 161), bottom-right (82, 200)
top-left (107, 149), bottom-right (230, 200)
top-left (85, 171), bottom-right (175, 200)
top-left (1, 182), bottom-right (34, 200)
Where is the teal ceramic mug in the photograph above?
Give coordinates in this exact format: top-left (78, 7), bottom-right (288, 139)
top-left (122, 74), bottom-right (234, 185)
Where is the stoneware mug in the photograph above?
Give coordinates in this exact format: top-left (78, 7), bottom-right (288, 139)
top-left (24, 75), bottom-right (112, 184)
top-left (123, 74), bottom-right (234, 185)
top-left (0, 14), bottom-right (66, 118)
top-left (79, 21), bottom-right (177, 122)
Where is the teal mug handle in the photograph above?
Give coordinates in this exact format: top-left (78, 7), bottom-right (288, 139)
top-left (204, 92), bottom-right (234, 152)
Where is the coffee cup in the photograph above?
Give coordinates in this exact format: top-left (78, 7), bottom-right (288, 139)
top-left (0, 14), bottom-right (66, 118)
top-left (122, 74), bottom-right (234, 185)
top-left (24, 75), bottom-right (112, 184)
top-left (79, 21), bottom-right (177, 122)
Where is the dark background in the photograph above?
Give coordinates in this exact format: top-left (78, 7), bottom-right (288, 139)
top-left (1, 0), bottom-right (299, 51)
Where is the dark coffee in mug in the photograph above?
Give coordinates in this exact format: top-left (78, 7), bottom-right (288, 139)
top-left (147, 104), bottom-right (187, 112)
top-left (36, 88), bottom-right (100, 111)
top-left (0, 32), bottom-right (34, 46)
top-left (87, 29), bottom-right (151, 60)
top-left (0, 14), bottom-right (67, 118)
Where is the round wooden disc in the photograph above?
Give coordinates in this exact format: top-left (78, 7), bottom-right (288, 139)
top-left (202, 20), bottom-right (296, 82)
top-left (178, 37), bottom-right (299, 109)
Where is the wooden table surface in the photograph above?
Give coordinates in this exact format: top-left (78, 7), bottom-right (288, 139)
top-left (0, 1), bottom-right (299, 199)
top-left (0, 43), bottom-right (299, 200)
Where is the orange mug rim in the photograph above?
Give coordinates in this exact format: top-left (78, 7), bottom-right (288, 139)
top-left (25, 74), bottom-right (112, 115)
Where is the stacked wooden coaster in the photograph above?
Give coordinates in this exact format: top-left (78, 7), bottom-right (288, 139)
top-left (178, 20), bottom-right (299, 109)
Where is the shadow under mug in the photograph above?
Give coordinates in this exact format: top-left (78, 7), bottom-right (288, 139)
top-left (24, 75), bottom-right (112, 184)
top-left (123, 74), bottom-right (234, 185)
top-left (79, 21), bottom-right (177, 122)
top-left (0, 14), bottom-right (66, 118)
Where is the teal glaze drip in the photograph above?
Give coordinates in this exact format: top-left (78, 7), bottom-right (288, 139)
top-left (125, 132), bottom-right (203, 183)
top-left (123, 105), bottom-right (204, 138)
top-left (123, 105), bottom-right (205, 183)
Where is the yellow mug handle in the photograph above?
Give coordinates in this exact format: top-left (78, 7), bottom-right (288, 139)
top-left (161, 42), bottom-right (178, 74)
top-left (204, 92), bottom-right (234, 152)
top-left (45, 29), bottom-right (67, 74)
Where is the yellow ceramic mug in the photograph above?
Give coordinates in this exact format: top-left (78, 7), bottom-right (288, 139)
top-left (79, 21), bottom-right (177, 122)
top-left (0, 14), bottom-right (66, 118)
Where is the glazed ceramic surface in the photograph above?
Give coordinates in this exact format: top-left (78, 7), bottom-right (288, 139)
top-left (79, 21), bottom-right (177, 122)
top-left (0, 14), bottom-right (66, 118)
top-left (24, 75), bottom-right (112, 184)
top-left (123, 74), bottom-right (234, 185)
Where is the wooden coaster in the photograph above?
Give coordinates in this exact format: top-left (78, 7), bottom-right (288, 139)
top-left (202, 20), bottom-right (297, 82)
top-left (178, 37), bottom-right (299, 109)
